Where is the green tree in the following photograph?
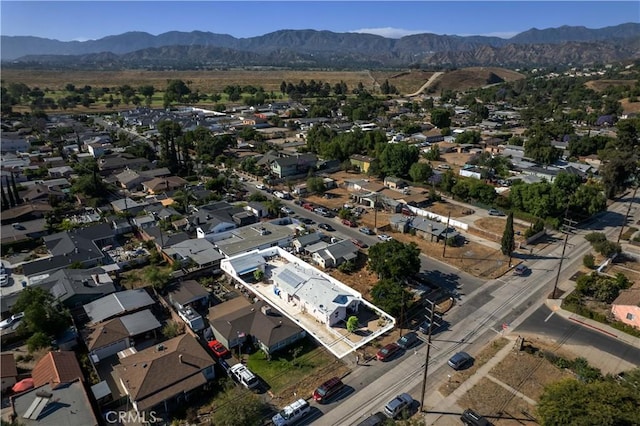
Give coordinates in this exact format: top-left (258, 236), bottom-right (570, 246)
top-left (27, 332), bottom-right (52, 353)
top-left (346, 316), bottom-right (359, 333)
top-left (408, 162), bottom-right (432, 183)
top-left (501, 212), bottom-right (515, 257)
top-left (145, 267), bottom-right (170, 292)
top-left (13, 287), bottom-right (70, 348)
top-left (253, 269), bottom-right (265, 282)
top-left (367, 239), bottom-right (420, 281)
top-left (162, 320), bottom-right (182, 339)
top-left (423, 145), bottom-right (441, 161)
top-left (307, 176), bottom-right (326, 194)
top-left (370, 279), bottom-right (411, 318)
top-left (537, 376), bottom-right (640, 426)
top-left (430, 108), bottom-right (451, 128)
top-left (379, 144), bottom-right (420, 179)
top-left (163, 79), bottom-right (191, 107)
top-left (213, 383), bottom-right (269, 426)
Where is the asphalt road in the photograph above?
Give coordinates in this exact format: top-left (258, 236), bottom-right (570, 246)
top-left (515, 304), bottom-right (640, 367)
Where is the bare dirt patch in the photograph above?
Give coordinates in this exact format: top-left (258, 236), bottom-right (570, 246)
top-left (606, 254), bottom-right (640, 284)
top-left (429, 67), bottom-right (525, 93)
top-left (428, 201), bottom-right (474, 218)
top-left (489, 350), bottom-right (573, 402)
top-left (473, 217), bottom-right (529, 244)
top-left (439, 338), bottom-right (511, 397)
top-left (457, 378), bottom-right (536, 425)
top-left (621, 98), bottom-right (640, 115)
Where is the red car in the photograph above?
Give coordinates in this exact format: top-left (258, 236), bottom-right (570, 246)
top-left (351, 239), bottom-right (368, 249)
top-left (208, 340), bottom-right (230, 358)
top-left (376, 343), bottom-right (400, 361)
top-left (342, 219), bottom-right (357, 227)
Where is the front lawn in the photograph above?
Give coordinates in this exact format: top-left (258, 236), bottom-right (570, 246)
top-left (246, 337), bottom-right (341, 395)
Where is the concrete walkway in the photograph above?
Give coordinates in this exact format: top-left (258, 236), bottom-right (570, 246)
top-left (422, 339), bottom-right (517, 425)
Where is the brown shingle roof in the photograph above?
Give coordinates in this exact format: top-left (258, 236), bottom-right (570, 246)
top-left (0, 353), bottom-right (17, 378)
top-left (114, 334), bottom-right (213, 412)
top-left (612, 287), bottom-right (640, 307)
top-left (85, 319), bottom-right (130, 351)
top-left (32, 351), bottom-right (84, 388)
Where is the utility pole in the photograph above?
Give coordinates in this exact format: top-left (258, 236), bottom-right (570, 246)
top-left (420, 299), bottom-right (437, 411)
top-left (617, 184), bottom-right (638, 244)
top-left (442, 212), bottom-right (451, 258)
top-left (551, 216), bottom-right (577, 299)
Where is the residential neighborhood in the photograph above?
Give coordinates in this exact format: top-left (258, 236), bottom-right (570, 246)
top-left (1, 58), bottom-right (639, 426)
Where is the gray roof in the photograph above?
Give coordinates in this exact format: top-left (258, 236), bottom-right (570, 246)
top-left (325, 239), bottom-right (359, 260)
top-left (295, 233), bottom-right (322, 247)
top-left (12, 380), bottom-right (98, 426)
top-left (168, 280), bottom-right (210, 306)
top-left (214, 222), bottom-right (293, 257)
top-left (83, 289), bottom-right (155, 324)
top-left (164, 238), bottom-right (224, 267)
top-left (224, 255), bottom-right (266, 276)
top-left (121, 309), bottom-right (162, 336)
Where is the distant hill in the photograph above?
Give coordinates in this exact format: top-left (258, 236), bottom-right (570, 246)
top-left (2, 23), bottom-right (639, 69)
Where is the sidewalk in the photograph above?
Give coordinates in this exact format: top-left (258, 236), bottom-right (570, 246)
top-left (546, 298), bottom-right (640, 348)
top-left (422, 338), bottom-right (518, 425)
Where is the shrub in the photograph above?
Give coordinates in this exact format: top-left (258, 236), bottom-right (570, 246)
top-left (585, 232), bottom-right (607, 244)
top-left (583, 254), bottom-right (595, 269)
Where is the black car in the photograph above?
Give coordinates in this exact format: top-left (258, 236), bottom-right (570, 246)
top-left (318, 223), bottom-right (335, 232)
top-left (418, 316), bottom-right (444, 334)
top-left (396, 332), bottom-right (419, 349)
top-left (301, 218), bottom-right (315, 225)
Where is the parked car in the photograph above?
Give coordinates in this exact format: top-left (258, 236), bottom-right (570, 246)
top-left (342, 219), bottom-right (357, 227)
top-left (0, 274), bottom-right (8, 287)
top-left (281, 206), bottom-right (294, 215)
top-left (448, 351), bottom-right (473, 370)
top-left (272, 398), bottom-right (310, 426)
top-left (488, 209), bottom-right (505, 216)
top-left (460, 408), bottom-right (491, 426)
top-left (0, 312), bottom-right (24, 330)
top-left (312, 376), bottom-right (345, 403)
top-left (377, 234), bottom-right (393, 241)
top-left (359, 227), bottom-right (374, 235)
top-left (355, 412), bottom-right (387, 426)
top-left (229, 364), bottom-right (260, 389)
top-left (437, 164), bottom-right (451, 170)
top-left (207, 340), bottom-right (230, 358)
top-left (376, 343), bottom-right (401, 361)
top-left (351, 239), bottom-right (368, 249)
top-left (418, 315), bottom-right (444, 334)
top-left (396, 332), bottom-right (419, 350)
top-left (513, 264), bottom-right (529, 276)
top-left (303, 203), bottom-right (315, 211)
top-left (255, 183), bottom-right (266, 190)
top-left (383, 393), bottom-right (413, 418)
top-left (318, 223), bottom-right (335, 232)
top-left (12, 223), bottom-right (26, 230)
top-left (301, 218), bottom-right (315, 225)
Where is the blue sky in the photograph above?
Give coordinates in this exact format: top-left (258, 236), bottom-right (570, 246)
top-left (1, 1), bottom-right (638, 41)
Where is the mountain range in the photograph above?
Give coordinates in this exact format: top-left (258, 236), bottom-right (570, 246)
top-left (2, 23), bottom-right (639, 69)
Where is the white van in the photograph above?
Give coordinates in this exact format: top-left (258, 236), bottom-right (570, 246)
top-left (272, 398), bottom-right (311, 426)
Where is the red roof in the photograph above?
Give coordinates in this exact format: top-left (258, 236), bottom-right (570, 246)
top-left (32, 351), bottom-right (84, 388)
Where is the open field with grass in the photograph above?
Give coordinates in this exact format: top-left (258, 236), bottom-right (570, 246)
top-left (1, 69), bottom-right (376, 93)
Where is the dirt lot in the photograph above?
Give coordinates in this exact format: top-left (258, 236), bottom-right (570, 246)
top-left (447, 337), bottom-right (577, 425)
top-left (472, 217), bottom-right (529, 244)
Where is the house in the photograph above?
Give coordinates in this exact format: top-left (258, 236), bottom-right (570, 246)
top-left (10, 379), bottom-right (99, 426)
top-left (208, 297), bottom-right (305, 355)
top-left (98, 153), bottom-right (151, 175)
top-left (459, 164), bottom-right (483, 180)
top-left (271, 263), bottom-right (361, 326)
top-left (389, 214), bottom-right (460, 243)
top-left (140, 226), bottom-right (190, 251)
top-left (84, 309), bottom-right (162, 363)
top-left (20, 184), bottom-right (65, 203)
top-left (83, 289), bottom-right (155, 325)
top-left (269, 153), bottom-right (317, 179)
top-left (1, 218), bottom-right (47, 245)
top-left (245, 201), bottom-right (269, 219)
top-left (292, 233), bottom-right (323, 254)
top-left (611, 286), bottom-right (640, 329)
top-left (349, 154), bottom-right (377, 173)
top-left (1, 353), bottom-right (17, 392)
top-left (212, 222), bottom-right (294, 258)
top-left (163, 238), bottom-right (224, 272)
top-left (32, 351), bottom-right (84, 388)
top-left (114, 334), bottom-right (215, 414)
top-left (191, 201), bottom-right (251, 239)
top-left (167, 280), bottom-right (210, 312)
top-left (384, 176), bottom-right (407, 190)
top-left (0, 202), bottom-right (53, 225)
top-left (47, 166), bottom-right (74, 178)
top-left (1, 267), bottom-right (116, 317)
top-left (311, 239), bottom-right (359, 269)
top-left (142, 176), bottom-right (189, 194)
top-left (22, 223), bottom-right (115, 278)
top-left (115, 169), bottom-right (147, 190)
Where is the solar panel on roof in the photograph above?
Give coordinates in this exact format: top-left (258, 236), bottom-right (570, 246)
top-left (23, 394), bottom-right (51, 420)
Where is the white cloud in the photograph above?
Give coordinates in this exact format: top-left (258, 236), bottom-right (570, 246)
top-left (349, 27), bottom-right (428, 38)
